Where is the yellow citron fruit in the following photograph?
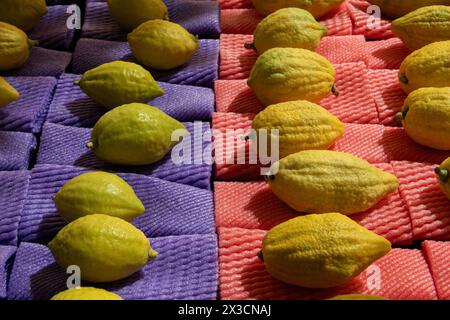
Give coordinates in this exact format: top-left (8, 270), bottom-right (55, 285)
top-left (49, 214), bottom-right (158, 283)
top-left (88, 103), bottom-right (187, 166)
top-left (245, 8), bottom-right (328, 54)
top-left (128, 20), bottom-right (199, 70)
top-left (395, 87), bottom-right (450, 150)
top-left (248, 47), bottom-right (338, 106)
top-left (266, 150), bottom-right (399, 215)
top-left (0, 76), bottom-right (20, 108)
top-left (75, 61), bottom-right (164, 109)
top-left (251, 100), bottom-right (345, 158)
top-left (107, 0), bottom-right (169, 31)
top-left (399, 41), bottom-right (450, 94)
top-left (252, 0), bottom-right (345, 18)
top-left (51, 287), bottom-right (123, 300)
top-left (391, 6), bottom-right (450, 51)
top-left (0, 0), bottom-right (48, 32)
top-left (54, 171), bottom-right (145, 223)
top-left (260, 213), bottom-right (392, 288)
top-left (367, 0), bottom-right (450, 19)
top-left (327, 294), bottom-right (387, 300)
top-left (0, 22), bottom-right (38, 71)
top-left (435, 157), bottom-right (450, 199)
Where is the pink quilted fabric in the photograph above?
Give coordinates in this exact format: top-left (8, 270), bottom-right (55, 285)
top-left (393, 162), bottom-right (450, 241)
top-left (219, 0), bottom-right (252, 10)
top-left (423, 241), bottom-right (450, 300)
top-left (218, 227), bottom-right (437, 300)
top-left (221, 5), bottom-right (353, 35)
top-left (346, 0), bottom-right (393, 39)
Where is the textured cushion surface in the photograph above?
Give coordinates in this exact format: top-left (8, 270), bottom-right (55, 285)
top-left (0, 246), bottom-right (16, 299)
top-left (0, 131), bottom-right (36, 171)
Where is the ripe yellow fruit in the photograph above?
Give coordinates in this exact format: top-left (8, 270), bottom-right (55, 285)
top-left (367, 0), bottom-right (450, 19)
top-left (51, 287), bottom-right (123, 300)
top-left (0, 22), bottom-right (38, 71)
top-left (251, 100), bottom-right (345, 158)
top-left (49, 214), bottom-right (158, 283)
top-left (248, 47), bottom-right (337, 106)
top-left (107, 0), bottom-right (169, 31)
top-left (266, 150), bottom-right (399, 215)
top-left (0, 76), bottom-right (20, 108)
top-left (260, 213), bottom-right (392, 288)
top-left (75, 61), bottom-right (164, 109)
top-left (399, 41), bottom-right (450, 94)
top-left (245, 8), bottom-right (328, 54)
top-left (88, 103), bottom-right (187, 166)
top-left (435, 157), bottom-right (450, 199)
top-left (395, 87), bottom-right (450, 150)
top-left (327, 294), bottom-right (387, 300)
top-left (391, 6), bottom-right (450, 51)
top-left (54, 171), bottom-right (145, 223)
top-left (128, 20), bottom-right (199, 70)
top-left (0, 0), bottom-right (48, 32)
top-left (252, 0), bottom-right (345, 18)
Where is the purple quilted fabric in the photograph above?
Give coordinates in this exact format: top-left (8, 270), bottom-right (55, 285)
top-left (82, 1), bottom-right (220, 41)
top-left (36, 122), bottom-right (212, 189)
top-left (0, 77), bottom-right (57, 133)
top-left (0, 131), bottom-right (36, 170)
top-left (46, 74), bottom-right (215, 126)
top-left (0, 171), bottom-right (30, 246)
top-left (29, 5), bottom-right (77, 51)
top-left (72, 38), bottom-right (219, 88)
top-left (0, 48), bottom-right (72, 77)
top-left (0, 246), bottom-right (16, 299)
top-left (19, 164), bottom-right (215, 243)
top-left (8, 235), bottom-right (218, 300)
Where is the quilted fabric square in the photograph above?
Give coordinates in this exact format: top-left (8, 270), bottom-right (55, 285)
top-left (422, 241), bottom-right (450, 300)
top-left (0, 246), bottom-right (16, 299)
top-left (0, 131), bottom-right (36, 170)
top-left (8, 236), bottom-right (218, 300)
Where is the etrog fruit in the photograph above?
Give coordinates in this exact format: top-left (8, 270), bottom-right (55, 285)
top-left (54, 171), bottom-right (145, 223)
top-left (128, 20), bottom-right (199, 70)
top-left (75, 61), bottom-right (164, 109)
top-left (51, 287), bottom-right (123, 300)
top-left (0, 0), bottom-right (48, 32)
top-left (266, 150), bottom-right (399, 215)
top-left (367, 0), bottom-right (450, 19)
top-left (107, 0), bottom-right (169, 31)
top-left (260, 213), bottom-right (391, 288)
top-left (251, 100), bottom-right (344, 158)
top-left (252, 0), bottom-right (345, 18)
top-left (246, 8), bottom-right (328, 53)
top-left (0, 22), bottom-right (38, 71)
top-left (248, 47), bottom-right (337, 106)
top-left (395, 87), bottom-right (450, 150)
top-left (399, 41), bottom-right (450, 94)
top-left (88, 103), bottom-right (187, 166)
top-left (49, 214), bottom-right (158, 283)
top-left (327, 294), bottom-right (387, 300)
top-left (0, 76), bottom-right (20, 108)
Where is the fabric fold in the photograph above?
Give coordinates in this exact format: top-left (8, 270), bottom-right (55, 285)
top-left (0, 246), bottom-right (16, 299)
top-left (0, 131), bottom-right (36, 170)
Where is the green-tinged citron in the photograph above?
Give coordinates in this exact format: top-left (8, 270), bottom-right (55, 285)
top-left (245, 8), bottom-right (328, 53)
top-left (391, 6), bottom-right (450, 51)
top-left (399, 41), bottom-right (450, 94)
top-left (248, 47), bottom-right (337, 106)
top-left (0, 76), bottom-right (20, 108)
top-left (266, 150), bottom-right (399, 215)
top-left (435, 157), bottom-right (450, 200)
top-left (0, 22), bottom-right (38, 71)
top-left (252, 0), bottom-right (345, 18)
top-left (51, 287), bottom-right (123, 300)
top-left (75, 61), bottom-right (164, 109)
top-left (54, 171), bottom-right (145, 223)
top-left (394, 87), bottom-right (450, 150)
top-left (0, 0), bottom-right (48, 32)
top-left (107, 0), bottom-right (169, 31)
top-left (260, 213), bottom-right (392, 288)
top-left (128, 20), bottom-right (199, 70)
top-left (327, 294), bottom-right (387, 300)
top-left (49, 214), bottom-right (158, 283)
top-left (88, 103), bottom-right (187, 166)
top-left (250, 100), bottom-right (345, 158)
top-left (367, 0), bottom-right (450, 19)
